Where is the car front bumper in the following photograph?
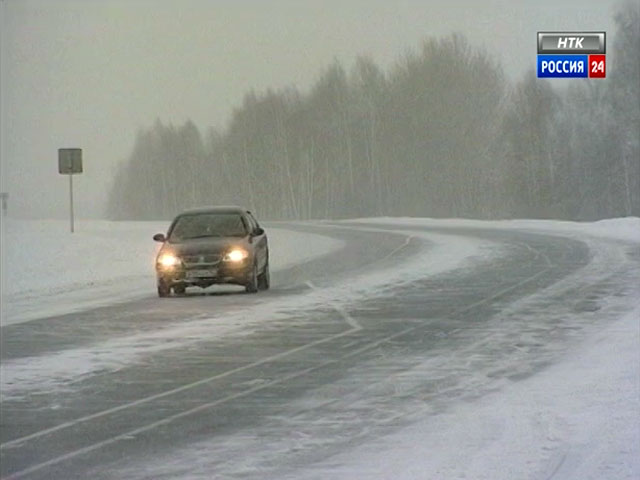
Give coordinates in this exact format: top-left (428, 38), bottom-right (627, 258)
top-left (156, 262), bottom-right (251, 287)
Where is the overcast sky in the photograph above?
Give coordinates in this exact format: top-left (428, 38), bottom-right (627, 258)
top-left (1, 0), bottom-right (618, 219)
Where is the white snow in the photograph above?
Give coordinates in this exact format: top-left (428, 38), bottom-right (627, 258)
top-left (0, 219), bottom-right (344, 325)
top-left (282, 216), bottom-right (638, 480)
top-left (288, 305), bottom-right (639, 480)
top-left (86, 217), bottom-right (639, 480)
top-left (0, 224), bottom-right (493, 400)
top-left (1, 217), bottom-right (638, 479)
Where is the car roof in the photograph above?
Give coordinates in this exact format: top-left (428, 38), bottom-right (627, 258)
top-left (176, 205), bottom-right (250, 216)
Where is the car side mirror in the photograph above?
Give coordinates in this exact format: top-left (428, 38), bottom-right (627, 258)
top-left (153, 233), bottom-right (166, 242)
top-left (254, 227), bottom-right (265, 236)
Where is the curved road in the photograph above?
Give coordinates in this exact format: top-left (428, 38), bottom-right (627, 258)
top-left (1, 221), bottom-right (637, 479)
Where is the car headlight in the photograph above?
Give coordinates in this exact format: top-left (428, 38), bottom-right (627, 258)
top-left (157, 253), bottom-right (180, 269)
top-left (223, 249), bottom-right (249, 262)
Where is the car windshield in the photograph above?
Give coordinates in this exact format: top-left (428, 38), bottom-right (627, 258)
top-left (168, 213), bottom-right (247, 241)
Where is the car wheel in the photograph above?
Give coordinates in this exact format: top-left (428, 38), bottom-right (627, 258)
top-left (245, 263), bottom-right (258, 293)
top-left (157, 282), bottom-right (170, 297)
top-left (258, 261), bottom-right (270, 290)
top-left (173, 284), bottom-right (186, 295)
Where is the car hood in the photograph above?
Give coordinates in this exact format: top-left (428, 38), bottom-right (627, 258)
top-left (162, 237), bottom-right (248, 256)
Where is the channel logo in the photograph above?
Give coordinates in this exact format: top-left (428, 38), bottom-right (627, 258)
top-left (537, 32), bottom-right (606, 78)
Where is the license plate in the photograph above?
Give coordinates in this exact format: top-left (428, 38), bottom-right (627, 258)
top-left (186, 269), bottom-right (217, 278)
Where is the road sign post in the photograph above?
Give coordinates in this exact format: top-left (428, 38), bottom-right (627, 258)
top-left (58, 148), bottom-right (83, 233)
top-left (69, 174), bottom-right (74, 232)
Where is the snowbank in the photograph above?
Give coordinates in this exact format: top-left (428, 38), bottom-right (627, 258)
top-left (351, 216), bottom-right (640, 243)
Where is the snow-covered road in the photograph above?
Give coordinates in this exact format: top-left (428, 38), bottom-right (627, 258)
top-left (0, 221), bottom-right (345, 325)
top-left (1, 218), bottom-right (638, 479)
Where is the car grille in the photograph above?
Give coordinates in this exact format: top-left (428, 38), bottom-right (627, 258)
top-left (181, 254), bottom-right (222, 266)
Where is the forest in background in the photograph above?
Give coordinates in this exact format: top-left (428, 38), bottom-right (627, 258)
top-left (107, 2), bottom-right (639, 221)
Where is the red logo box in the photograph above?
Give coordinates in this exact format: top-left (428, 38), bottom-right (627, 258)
top-left (589, 54), bottom-right (606, 78)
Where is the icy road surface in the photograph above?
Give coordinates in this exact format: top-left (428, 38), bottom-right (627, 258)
top-left (1, 218), bottom-right (638, 479)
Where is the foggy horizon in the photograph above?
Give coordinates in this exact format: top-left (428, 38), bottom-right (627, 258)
top-left (0, 0), bottom-right (622, 219)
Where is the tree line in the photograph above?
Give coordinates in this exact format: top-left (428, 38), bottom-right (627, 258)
top-left (107, 2), bottom-right (639, 221)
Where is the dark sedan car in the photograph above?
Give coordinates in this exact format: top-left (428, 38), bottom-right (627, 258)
top-left (152, 206), bottom-right (269, 297)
